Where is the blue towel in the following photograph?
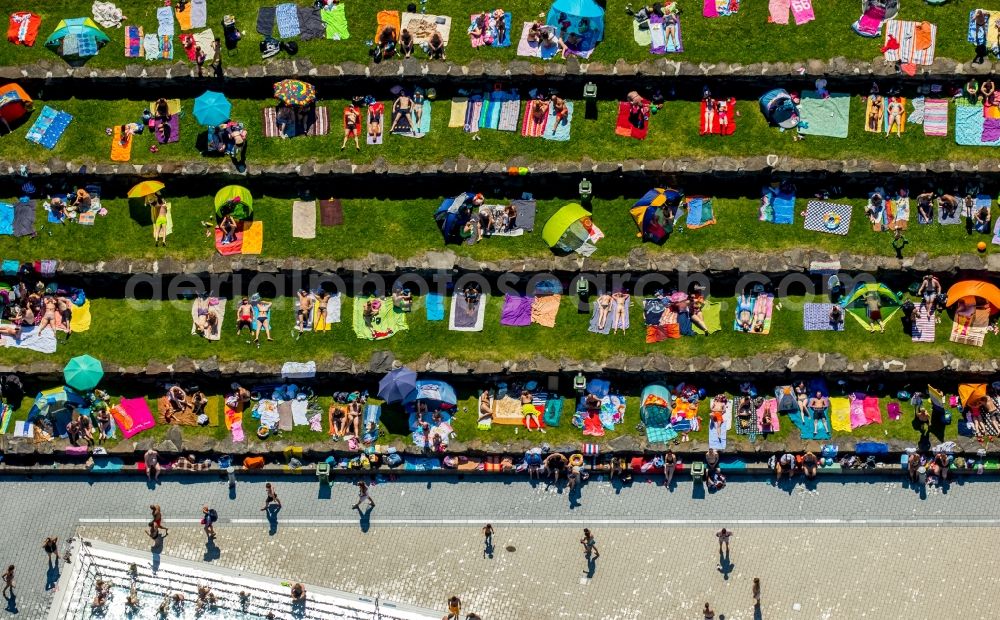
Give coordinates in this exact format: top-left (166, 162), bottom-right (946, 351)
top-left (772, 192), bottom-right (795, 224)
top-left (789, 408), bottom-right (832, 440)
top-left (157, 6), bottom-right (175, 36)
top-left (807, 378), bottom-right (829, 397)
top-left (542, 101), bottom-right (573, 142)
top-left (0, 203), bottom-right (13, 235)
top-left (855, 441), bottom-right (889, 455)
top-left (1, 259), bottom-right (18, 275)
top-left (426, 293), bottom-right (445, 321)
top-left (26, 106), bottom-right (73, 150)
top-left (276, 3), bottom-right (302, 38)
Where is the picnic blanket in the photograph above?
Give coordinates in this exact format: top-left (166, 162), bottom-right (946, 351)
top-left (884, 20), bottom-right (936, 67)
top-left (13, 200), bottom-right (35, 237)
top-left (402, 12), bottom-right (451, 45)
top-left (366, 102), bottom-right (384, 144)
top-left (705, 0), bottom-right (740, 17)
top-left (956, 104), bottom-right (1000, 146)
top-left (321, 4), bottom-right (350, 40)
top-left (110, 127), bottom-right (132, 162)
top-left (770, 0), bottom-right (814, 25)
top-left (391, 99), bottom-right (431, 138)
top-left (648, 14), bottom-right (681, 54)
top-left (541, 101), bottom-right (573, 141)
top-left (156, 6), bottom-right (175, 36)
top-left (531, 295), bottom-right (560, 328)
top-left (616, 101), bottom-right (650, 140)
top-left (923, 99), bottom-right (949, 136)
top-left (450, 293), bottom-right (487, 331)
top-left (522, 100), bottom-right (549, 136)
top-left (951, 306), bottom-right (990, 347)
top-left (803, 302), bottom-right (843, 331)
top-left (292, 200), bottom-right (316, 239)
top-left (125, 25), bottom-right (142, 57)
top-left (685, 196), bottom-right (716, 229)
top-left (113, 398), bottom-right (156, 439)
top-left (353, 297), bottom-right (408, 340)
top-left (1, 326), bottom-right (57, 353)
top-left (911, 305), bottom-right (936, 343)
top-left (500, 294), bottom-right (533, 326)
top-left (320, 199), bottom-right (343, 226)
top-left (700, 98), bottom-right (735, 135)
top-left (26, 106), bottom-right (72, 150)
top-left (153, 114), bottom-right (179, 143)
top-left (468, 11), bottom-right (511, 48)
top-left (276, 3), bottom-right (301, 38)
top-left (588, 295), bottom-right (630, 335)
top-left (797, 91), bottom-right (850, 138)
top-left (804, 200), bottom-right (852, 235)
top-left (734, 294), bottom-right (773, 334)
top-left (761, 187), bottom-right (796, 224)
top-left (242, 220), bottom-right (263, 254)
top-left (191, 297), bottom-right (226, 340)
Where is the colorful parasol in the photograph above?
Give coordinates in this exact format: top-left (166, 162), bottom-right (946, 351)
top-left (273, 80), bottom-right (316, 106)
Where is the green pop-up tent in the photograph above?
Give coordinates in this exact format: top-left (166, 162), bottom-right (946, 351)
top-left (45, 18), bottom-right (109, 65)
top-left (841, 282), bottom-right (901, 332)
top-left (214, 185), bottom-right (254, 221)
top-left (542, 203), bottom-right (601, 255)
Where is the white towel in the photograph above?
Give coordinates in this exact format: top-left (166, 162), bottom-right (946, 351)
top-left (327, 293), bottom-right (342, 323)
top-left (291, 400), bottom-right (309, 426)
top-left (281, 361), bottom-right (316, 379)
top-left (257, 399), bottom-right (280, 427)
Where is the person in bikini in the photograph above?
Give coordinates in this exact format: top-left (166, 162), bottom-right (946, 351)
top-left (252, 295), bottom-right (272, 343)
top-left (611, 290), bottom-right (629, 333)
top-left (885, 96), bottom-right (904, 138)
top-left (595, 293), bottom-right (613, 331)
top-left (367, 102), bottom-right (382, 142)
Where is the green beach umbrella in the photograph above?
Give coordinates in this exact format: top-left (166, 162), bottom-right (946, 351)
top-left (63, 354), bottom-right (104, 391)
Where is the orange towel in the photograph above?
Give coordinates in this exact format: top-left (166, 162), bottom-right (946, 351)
top-left (241, 220), bottom-right (264, 254)
top-left (376, 10), bottom-right (401, 40)
top-left (665, 323), bottom-right (681, 339)
top-left (110, 127), bottom-right (133, 162)
top-left (915, 21), bottom-right (932, 51)
top-left (175, 5), bottom-right (193, 31)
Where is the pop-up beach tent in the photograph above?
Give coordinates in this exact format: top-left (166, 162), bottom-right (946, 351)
top-left (841, 282), bottom-right (902, 331)
top-left (547, 0), bottom-right (604, 50)
top-left (543, 203), bottom-right (601, 255)
top-left (44, 18), bottom-right (109, 64)
top-left (759, 89), bottom-right (800, 129)
top-left (0, 83), bottom-right (32, 133)
top-left (631, 188), bottom-right (683, 244)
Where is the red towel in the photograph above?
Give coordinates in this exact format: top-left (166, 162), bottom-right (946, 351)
top-left (179, 34), bottom-right (197, 60)
top-left (615, 101), bottom-right (650, 140)
top-left (582, 412), bottom-right (604, 436)
top-left (700, 98), bottom-right (736, 136)
top-left (646, 325), bottom-right (670, 343)
top-left (7, 12), bottom-right (40, 46)
top-left (214, 225), bottom-right (244, 256)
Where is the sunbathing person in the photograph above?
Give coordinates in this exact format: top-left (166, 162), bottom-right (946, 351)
top-left (120, 122), bottom-right (141, 145)
top-left (427, 31), bottom-right (446, 60)
top-left (885, 97), bottom-right (904, 138)
top-left (341, 103), bottom-right (361, 151)
top-left (48, 196), bottom-right (66, 222)
top-left (521, 390), bottom-right (544, 432)
top-left (37, 297), bottom-right (59, 333)
top-left (236, 298), bottom-right (253, 335)
top-left (550, 95), bottom-right (568, 134)
top-left (469, 12), bottom-right (489, 44)
top-left (219, 214), bottom-right (238, 245)
top-left (543, 452), bottom-right (567, 482)
top-left (392, 288), bottom-right (412, 312)
top-left (0, 322), bottom-right (22, 338)
top-left (195, 307), bottom-right (218, 337)
top-left (595, 293), bottom-right (613, 331)
top-left (152, 198), bottom-right (169, 247)
top-left (916, 192), bottom-right (934, 223)
top-left (527, 21), bottom-right (543, 43)
top-left (478, 390), bottom-right (492, 423)
top-left (167, 385), bottom-right (188, 413)
top-left (155, 97), bottom-right (170, 121)
top-left (390, 92), bottom-right (413, 133)
top-left (966, 77), bottom-right (982, 104)
top-left (276, 103), bottom-right (295, 139)
top-left (808, 391), bottom-right (830, 436)
top-left (463, 283), bottom-right (481, 311)
top-left (530, 98), bottom-right (549, 125)
top-left (412, 89), bottom-right (425, 131)
top-left (867, 94), bottom-right (883, 132)
top-left (347, 400), bottom-right (363, 437)
top-left (367, 102), bottom-right (382, 141)
top-left (252, 295), bottom-right (272, 343)
top-left (363, 298), bottom-right (380, 328)
top-left (379, 23), bottom-right (397, 50)
top-left (328, 405), bottom-right (347, 438)
top-left (664, 12), bottom-right (679, 49)
top-left (939, 194), bottom-right (959, 220)
top-left (917, 274), bottom-right (941, 304)
top-left (689, 287), bottom-right (708, 334)
top-left (296, 289), bottom-right (313, 332)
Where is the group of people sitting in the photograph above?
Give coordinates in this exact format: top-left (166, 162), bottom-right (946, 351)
top-left (206, 119), bottom-right (248, 171)
top-left (376, 20), bottom-right (446, 62)
top-left (294, 288), bottom-right (334, 332)
top-left (32, 389), bottom-right (113, 446)
top-left (525, 17), bottom-right (594, 58)
top-left (650, 284), bottom-right (712, 336)
top-left (0, 274), bottom-right (81, 339)
top-left (526, 92), bottom-right (569, 135)
top-left (772, 450), bottom-right (822, 481)
top-left (164, 384), bottom-right (210, 425)
top-left (327, 393), bottom-right (372, 442)
top-left (192, 294), bottom-right (223, 339)
top-left (46, 187), bottom-right (96, 224)
top-left (965, 75), bottom-right (1000, 107)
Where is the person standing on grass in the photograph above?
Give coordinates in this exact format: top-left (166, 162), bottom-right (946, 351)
top-left (716, 528), bottom-right (731, 555)
top-left (2, 565), bottom-right (14, 598)
top-left (150, 505), bottom-right (168, 535)
top-left (580, 528), bottom-right (599, 559)
top-left (202, 505), bottom-right (218, 538)
top-left (261, 483), bottom-right (281, 512)
top-left (352, 480), bottom-right (375, 510)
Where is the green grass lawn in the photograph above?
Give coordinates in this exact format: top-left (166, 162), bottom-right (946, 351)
top-left (1, 194), bottom-right (993, 263)
top-left (1, 294), bottom-right (994, 368)
top-left (3, 94), bottom-right (997, 167)
top-left (0, 0), bottom-right (976, 68)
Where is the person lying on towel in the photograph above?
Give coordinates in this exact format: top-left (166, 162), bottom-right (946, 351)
top-left (626, 91), bottom-right (650, 130)
top-left (463, 282), bottom-right (482, 310)
top-left (550, 95), bottom-right (569, 134)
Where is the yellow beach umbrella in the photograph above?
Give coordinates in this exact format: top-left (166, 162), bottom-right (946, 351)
top-left (127, 180), bottom-right (165, 198)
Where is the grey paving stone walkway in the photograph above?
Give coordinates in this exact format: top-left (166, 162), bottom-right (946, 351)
top-left (0, 473), bottom-right (997, 619)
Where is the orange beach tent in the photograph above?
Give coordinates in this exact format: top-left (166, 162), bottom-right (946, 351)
top-left (946, 280), bottom-right (1000, 312)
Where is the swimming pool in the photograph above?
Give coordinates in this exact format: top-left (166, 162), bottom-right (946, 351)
top-left (49, 539), bottom-right (442, 620)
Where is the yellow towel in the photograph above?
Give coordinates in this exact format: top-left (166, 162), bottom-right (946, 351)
top-left (70, 300), bottom-right (92, 333)
top-left (376, 10), bottom-right (401, 40)
top-left (242, 220), bottom-right (264, 254)
top-left (149, 99), bottom-right (182, 115)
top-left (449, 97), bottom-right (468, 127)
top-left (313, 298), bottom-right (331, 331)
top-left (175, 5), bottom-right (193, 31)
top-left (830, 397), bottom-right (852, 433)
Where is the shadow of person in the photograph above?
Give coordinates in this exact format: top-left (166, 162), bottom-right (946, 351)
top-left (585, 555), bottom-right (597, 579)
top-left (483, 540), bottom-right (494, 560)
top-left (718, 550), bottom-right (734, 580)
top-left (266, 505), bottom-right (281, 536)
top-left (203, 538), bottom-right (221, 562)
top-left (45, 561), bottom-right (60, 592)
top-left (358, 505), bottom-right (373, 533)
top-left (229, 485), bottom-right (237, 501)
top-left (4, 593), bottom-right (16, 614)
top-left (754, 603), bottom-right (763, 620)
top-left (150, 535), bottom-right (165, 554)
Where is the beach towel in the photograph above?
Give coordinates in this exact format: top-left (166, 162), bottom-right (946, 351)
top-left (863, 396), bottom-right (883, 425)
top-left (450, 293), bottom-right (487, 331)
top-left (864, 96), bottom-right (883, 133)
top-left (734, 293), bottom-right (773, 334)
top-left (884, 20), bottom-right (936, 66)
top-left (708, 404), bottom-right (730, 450)
top-left (1, 326), bottom-right (56, 353)
top-left (12, 200), bottom-right (35, 237)
top-left (277, 402), bottom-right (293, 431)
top-left (798, 91), bottom-right (850, 138)
top-left (479, 91), bottom-right (508, 130)
top-left (320, 199), bottom-right (342, 226)
top-left (909, 96), bottom-right (925, 125)
top-left (791, 0), bottom-right (815, 25)
top-left (757, 398), bottom-right (780, 434)
top-left (791, 404), bottom-right (832, 440)
top-left (321, 4), bottom-right (349, 40)
top-left (705, 0), bottom-right (740, 17)
top-left (761, 187), bottom-right (796, 224)
top-left (257, 6), bottom-right (277, 36)
top-left (191, 28), bottom-right (215, 61)
top-left (8, 11), bottom-right (40, 46)
top-left (179, 33), bottom-right (196, 59)
top-left (589, 295), bottom-right (630, 335)
top-left (298, 6), bottom-right (325, 40)
top-left (769, 0), bottom-right (791, 24)
top-left (804, 200), bottom-right (852, 235)
top-left (175, 1), bottom-right (193, 30)
top-left (542, 101), bottom-right (573, 141)
top-left (468, 11), bottom-right (512, 48)
top-left (531, 295), bottom-right (561, 328)
top-left (501, 294), bottom-right (533, 326)
top-left (499, 97), bottom-right (520, 131)
top-left (191, 0), bottom-right (207, 29)
top-left (353, 297), bottom-right (408, 340)
top-left (632, 18), bottom-right (652, 47)
top-left (110, 127), bottom-right (132, 162)
top-left (449, 98), bottom-right (468, 128)
top-left (0, 203), bottom-right (12, 235)
top-left (125, 25), bottom-right (142, 57)
top-left (690, 300), bottom-right (721, 335)
top-left (951, 306), bottom-right (990, 346)
top-left (911, 304), bottom-right (936, 342)
top-left (923, 99), bottom-right (948, 136)
top-left (262, 106), bottom-right (330, 138)
top-left (426, 293), bottom-right (445, 321)
top-left (153, 114), bottom-right (179, 143)
top-left (700, 98), bottom-right (735, 135)
top-left (275, 3), bottom-right (301, 38)
top-left (190, 297), bottom-right (225, 340)
top-left (685, 196), bottom-right (716, 228)
top-left (143, 34), bottom-right (173, 60)
top-left (803, 302), bottom-right (844, 331)
top-left (616, 101), bottom-right (650, 140)
top-left (151, 202), bottom-right (173, 240)
top-left (113, 398), bottom-right (156, 439)
top-left (402, 12), bottom-right (451, 45)
top-left (391, 99), bottom-right (431, 138)
top-left (157, 6), bottom-right (175, 36)
top-left (242, 220), bottom-right (264, 254)
top-left (214, 224), bottom-right (243, 255)
top-left (956, 104), bottom-right (1000, 146)
top-left (522, 100), bottom-right (549, 136)
top-left (464, 96), bottom-right (483, 132)
top-left (366, 103), bottom-right (384, 144)
top-left (829, 397), bottom-right (852, 432)
top-left (292, 200), bottom-right (316, 239)
top-left (376, 10), bottom-right (400, 41)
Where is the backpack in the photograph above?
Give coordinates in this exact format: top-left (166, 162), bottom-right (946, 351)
top-left (207, 509), bottom-right (218, 523)
top-left (281, 41), bottom-right (298, 56)
top-left (260, 37), bottom-right (281, 59)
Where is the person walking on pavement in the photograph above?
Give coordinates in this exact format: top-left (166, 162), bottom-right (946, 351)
top-left (352, 480), bottom-right (375, 510)
top-left (2, 565), bottom-right (14, 598)
top-left (42, 537), bottom-right (58, 563)
top-left (716, 528), bottom-right (732, 554)
top-left (703, 602), bottom-right (715, 619)
top-left (445, 596), bottom-right (462, 619)
top-left (752, 577), bottom-right (761, 607)
top-left (261, 483), bottom-right (282, 512)
top-left (150, 505), bottom-right (168, 535)
top-left (580, 528), bottom-right (600, 559)
top-left (482, 524), bottom-right (494, 557)
top-left (202, 505), bottom-right (218, 538)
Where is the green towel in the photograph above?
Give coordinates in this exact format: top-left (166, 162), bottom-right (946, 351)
top-left (693, 301), bottom-right (722, 334)
top-left (353, 297), bottom-right (408, 340)
top-left (322, 4), bottom-right (350, 40)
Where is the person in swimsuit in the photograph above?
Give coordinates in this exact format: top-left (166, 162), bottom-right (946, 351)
top-left (808, 391), bottom-right (830, 436)
top-left (37, 297), bottom-right (58, 333)
top-left (252, 295), bottom-right (272, 343)
top-left (703, 96), bottom-right (715, 133)
top-left (550, 95), bottom-right (568, 134)
top-left (399, 28), bottom-right (414, 58)
top-left (411, 89), bottom-right (425, 134)
top-left (595, 293), bottom-right (612, 331)
top-left (464, 283), bottom-right (481, 311)
top-left (428, 31), bottom-right (446, 60)
top-left (368, 102), bottom-right (382, 141)
top-left (521, 389), bottom-right (542, 432)
top-left (341, 104), bottom-right (360, 151)
top-left (885, 96), bottom-right (904, 138)
top-left (345, 400), bottom-right (363, 437)
top-left (867, 94), bottom-right (883, 132)
top-left (219, 214), bottom-right (238, 245)
top-left (390, 93), bottom-right (412, 133)
top-left (689, 287), bottom-right (709, 333)
top-left (295, 289), bottom-right (313, 332)
top-left (328, 404), bottom-right (347, 438)
top-left (611, 290), bottom-right (629, 333)
top-left (236, 298), bottom-right (253, 335)
top-left (167, 385), bottom-right (188, 413)
top-left (151, 197), bottom-right (169, 247)
top-left (530, 98), bottom-right (549, 125)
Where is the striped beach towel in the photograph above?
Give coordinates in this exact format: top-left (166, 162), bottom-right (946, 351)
top-left (911, 305), bottom-right (936, 343)
top-left (464, 96), bottom-right (483, 132)
top-left (884, 20), bottom-right (936, 66)
top-left (923, 99), bottom-right (948, 136)
top-left (521, 101), bottom-right (549, 136)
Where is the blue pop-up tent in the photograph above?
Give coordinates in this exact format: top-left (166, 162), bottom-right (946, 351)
top-left (759, 89), bottom-right (800, 129)
top-left (434, 193), bottom-right (473, 244)
top-left (547, 0), bottom-right (604, 51)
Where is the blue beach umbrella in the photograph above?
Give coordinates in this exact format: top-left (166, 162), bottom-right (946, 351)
top-left (378, 367), bottom-right (418, 404)
top-left (193, 91), bottom-right (231, 126)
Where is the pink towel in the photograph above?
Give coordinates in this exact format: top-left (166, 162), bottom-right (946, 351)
top-left (756, 398), bottom-right (780, 432)
top-left (863, 397), bottom-right (882, 424)
top-left (887, 402), bottom-right (901, 421)
top-left (703, 0), bottom-right (719, 17)
top-left (849, 398), bottom-right (868, 429)
top-left (769, 0), bottom-right (790, 24)
top-left (791, 0), bottom-right (815, 25)
top-left (231, 420), bottom-right (245, 442)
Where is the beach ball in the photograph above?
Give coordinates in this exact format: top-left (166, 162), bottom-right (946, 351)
top-left (978, 241), bottom-right (987, 253)
top-left (507, 167), bottom-right (519, 176)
